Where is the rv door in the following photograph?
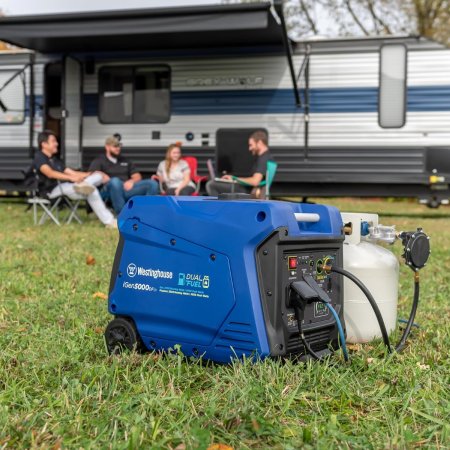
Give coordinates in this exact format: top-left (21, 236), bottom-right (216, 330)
top-left (0, 53), bottom-right (33, 185)
top-left (61, 56), bottom-right (82, 168)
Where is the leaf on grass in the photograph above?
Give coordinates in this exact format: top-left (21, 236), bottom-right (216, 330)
top-left (251, 419), bottom-right (260, 432)
top-left (366, 357), bottom-right (376, 364)
top-left (51, 439), bottom-right (62, 450)
top-left (281, 385), bottom-right (291, 396)
top-left (86, 255), bottom-right (96, 265)
top-left (207, 444), bottom-right (234, 450)
top-left (347, 343), bottom-right (361, 351)
top-left (174, 444), bottom-right (186, 450)
top-left (94, 327), bottom-right (103, 334)
top-left (32, 271), bottom-right (42, 277)
top-left (92, 292), bottom-right (107, 300)
top-left (416, 362), bottom-right (430, 370)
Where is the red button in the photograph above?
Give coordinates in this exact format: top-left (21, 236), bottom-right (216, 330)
top-left (288, 256), bottom-right (298, 270)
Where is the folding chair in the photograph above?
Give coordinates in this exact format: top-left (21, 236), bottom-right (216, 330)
top-left (232, 160), bottom-right (278, 199)
top-left (23, 166), bottom-right (83, 225)
top-left (182, 156), bottom-right (208, 196)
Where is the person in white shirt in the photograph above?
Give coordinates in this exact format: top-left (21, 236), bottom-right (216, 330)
top-left (156, 144), bottom-right (195, 196)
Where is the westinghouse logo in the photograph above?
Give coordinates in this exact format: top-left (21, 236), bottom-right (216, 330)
top-left (126, 263), bottom-right (173, 280)
top-left (127, 263), bottom-right (137, 278)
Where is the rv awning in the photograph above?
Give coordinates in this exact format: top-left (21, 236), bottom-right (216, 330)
top-left (0, 2), bottom-right (285, 53)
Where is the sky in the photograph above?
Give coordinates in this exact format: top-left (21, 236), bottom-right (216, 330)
top-left (0, 0), bottom-right (220, 16)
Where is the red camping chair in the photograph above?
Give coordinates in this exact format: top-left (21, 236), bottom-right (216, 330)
top-left (152, 156), bottom-right (208, 196)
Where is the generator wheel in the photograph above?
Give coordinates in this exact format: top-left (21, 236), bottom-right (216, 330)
top-left (104, 317), bottom-right (144, 355)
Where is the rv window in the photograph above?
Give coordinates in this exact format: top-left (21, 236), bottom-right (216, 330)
top-left (0, 69), bottom-right (26, 125)
top-left (379, 44), bottom-right (407, 128)
top-left (99, 66), bottom-right (170, 123)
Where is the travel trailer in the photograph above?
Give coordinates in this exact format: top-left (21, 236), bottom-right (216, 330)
top-left (0, 1), bottom-right (449, 205)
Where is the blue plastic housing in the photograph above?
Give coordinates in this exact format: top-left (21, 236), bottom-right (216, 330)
top-left (108, 196), bottom-right (342, 363)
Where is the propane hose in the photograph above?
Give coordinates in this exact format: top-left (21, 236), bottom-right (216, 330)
top-left (395, 273), bottom-right (420, 352)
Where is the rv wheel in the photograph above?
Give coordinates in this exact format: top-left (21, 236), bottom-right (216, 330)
top-left (427, 198), bottom-right (440, 209)
top-left (104, 317), bottom-right (144, 354)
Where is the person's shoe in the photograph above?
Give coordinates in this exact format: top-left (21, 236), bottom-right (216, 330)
top-left (74, 182), bottom-right (95, 196)
top-left (105, 219), bottom-right (118, 229)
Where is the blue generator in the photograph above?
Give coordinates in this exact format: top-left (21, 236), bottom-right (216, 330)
top-left (105, 195), bottom-right (345, 362)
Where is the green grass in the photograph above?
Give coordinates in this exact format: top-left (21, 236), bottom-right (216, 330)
top-left (0, 198), bottom-right (449, 449)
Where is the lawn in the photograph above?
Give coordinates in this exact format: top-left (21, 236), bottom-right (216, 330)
top-left (0, 198), bottom-right (449, 449)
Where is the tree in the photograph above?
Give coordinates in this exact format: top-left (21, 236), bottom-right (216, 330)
top-left (0, 9), bottom-right (15, 51)
top-left (223, 0), bottom-right (450, 45)
top-left (284, 0), bottom-right (450, 45)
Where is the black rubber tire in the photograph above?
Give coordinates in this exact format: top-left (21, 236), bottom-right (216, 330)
top-left (427, 199), bottom-right (440, 209)
top-left (104, 317), bottom-right (145, 355)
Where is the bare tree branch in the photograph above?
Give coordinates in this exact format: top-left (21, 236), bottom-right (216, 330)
top-left (299, 0), bottom-right (318, 34)
top-left (344, 0), bottom-right (371, 35)
top-left (366, 0), bottom-right (393, 34)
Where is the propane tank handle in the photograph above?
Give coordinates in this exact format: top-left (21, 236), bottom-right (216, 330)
top-left (294, 213), bottom-right (320, 222)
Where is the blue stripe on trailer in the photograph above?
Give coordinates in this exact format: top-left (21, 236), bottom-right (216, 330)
top-left (78, 85), bottom-right (450, 116)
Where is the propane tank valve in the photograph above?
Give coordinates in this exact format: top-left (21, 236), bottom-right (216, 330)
top-left (398, 229), bottom-right (431, 271)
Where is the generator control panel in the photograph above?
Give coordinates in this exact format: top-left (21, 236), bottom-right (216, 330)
top-left (256, 231), bottom-right (344, 358)
top-left (282, 250), bottom-right (339, 331)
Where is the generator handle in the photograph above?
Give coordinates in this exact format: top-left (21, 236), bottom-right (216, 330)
top-left (294, 213), bottom-right (320, 222)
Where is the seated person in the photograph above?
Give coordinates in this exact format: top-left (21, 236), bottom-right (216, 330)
top-left (206, 130), bottom-right (273, 197)
top-left (156, 144), bottom-right (196, 196)
top-left (88, 134), bottom-right (159, 214)
top-left (33, 130), bottom-right (116, 228)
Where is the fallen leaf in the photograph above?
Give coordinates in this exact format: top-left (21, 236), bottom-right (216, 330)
top-left (51, 439), bottom-right (62, 450)
top-left (86, 255), bottom-right (96, 265)
top-left (207, 445), bottom-right (233, 450)
top-left (174, 444), bottom-right (186, 450)
top-left (366, 357), bottom-right (375, 364)
top-left (251, 419), bottom-right (260, 431)
top-left (347, 344), bottom-right (361, 351)
top-left (416, 362), bottom-right (430, 370)
top-left (92, 292), bottom-right (107, 300)
top-left (32, 271), bottom-right (42, 277)
top-left (94, 327), bottom-right (103, 334)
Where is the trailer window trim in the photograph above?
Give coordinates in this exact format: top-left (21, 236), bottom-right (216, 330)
top-left (378, 44), bottom-right (407, 129)
top-left (98, 65), bottom-right (171, 124)
top-left (0, 67), bottom-right (27, 126)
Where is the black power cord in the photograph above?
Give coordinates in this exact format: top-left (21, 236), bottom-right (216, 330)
top-left (290, 279), bottom-right (349, 361)
top-left (325, 265), bottom-right (392, 353)
top-left (293, 305), bottom-right (322, 360)
top-left (323, 264), bottom-right (422, 354)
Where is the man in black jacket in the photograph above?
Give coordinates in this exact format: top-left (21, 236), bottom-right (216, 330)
top-left (88, 135), bottom-right (159, 214)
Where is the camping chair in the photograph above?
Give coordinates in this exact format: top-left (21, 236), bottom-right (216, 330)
top-left (23, 166), bottom-right (83, 226)
top-left (152, 156), bottom-right (208, 196)
top-left (182, 156), bottom-right (208, 196)
top-left (232, 160), bottom-right (278, 199)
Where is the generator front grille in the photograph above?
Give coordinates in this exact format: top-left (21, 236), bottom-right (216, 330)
top-left (286, 328), bottom-right (331, 355)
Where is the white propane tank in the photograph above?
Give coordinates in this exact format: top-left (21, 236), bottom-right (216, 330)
top-left (341, 213), bottom-right (399, 343)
